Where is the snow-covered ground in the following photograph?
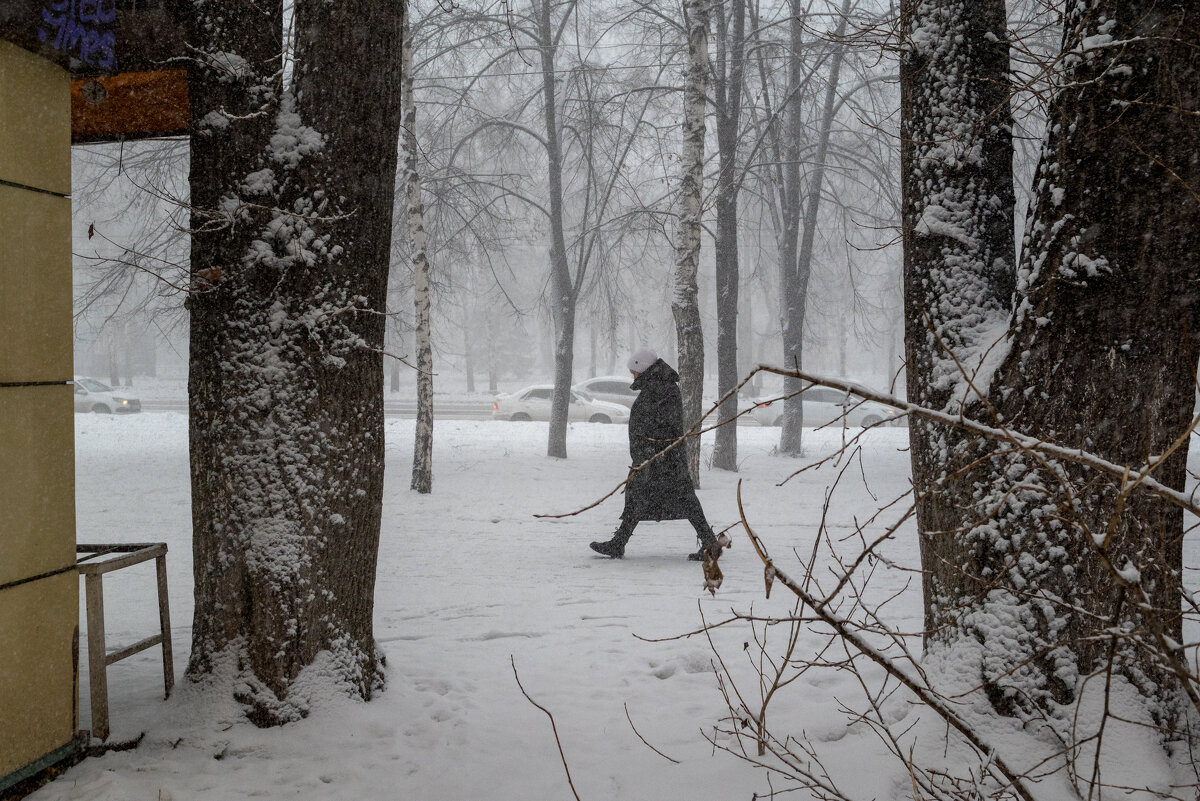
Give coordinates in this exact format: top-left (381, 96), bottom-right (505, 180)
top-left (29, 413), bottom-right (1198, 800)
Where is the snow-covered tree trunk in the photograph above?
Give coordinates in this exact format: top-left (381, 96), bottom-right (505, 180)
top-left (673, 0), bottom-right (710, 486)
top-left (898, 0), bottom-right (1015, 639)
top-left (921, 0), bottom-right (1200, 755)
top-left (538, 0), bottom-right (576, 461)
top-left (182, 0), bottom-right (403, 723)
top-left (403, 6), bottom-right (434, 494)
top-left (711, 0), bottom-right (746, 473)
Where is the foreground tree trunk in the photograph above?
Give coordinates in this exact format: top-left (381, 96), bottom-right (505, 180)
top-left (183, 0), bottom-right (403, 723)
top-left (403, 6), bottom-right (434, 494)
top-left (898, 0), bottom-right (1015, 638)
top-left (919, 0), bottom-right (1200, 753)
top-left (673, 0), bottom-right (710, 486)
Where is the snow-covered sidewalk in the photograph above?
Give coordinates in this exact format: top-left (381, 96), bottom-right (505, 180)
top-left (37, 416), bottom-right (973, 799)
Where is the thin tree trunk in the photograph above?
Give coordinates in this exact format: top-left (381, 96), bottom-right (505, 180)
top-left (389, 315), bottom-right (405, 392)
top-left (464, 324), bottom-right (475, 393)
top-left (781, 0), bottom-right (850, 454)
top-left (836, 324), bottom-right (845, 376)
top-left (462, 281), bottom-right (475, 394)
top-left (108, 347), bottom-right (120, 388)
top-left (711, 0), bottom-right (746, 473)
top-left (739, 273), bottom-right (756, 396)
top-left (794, 0), bottom-right (850, 293)
top-left (673, 0), bottom-right (710, 487)
top-left (538, 0), bottom-right (576, 460)
top-left (606, 311), bottom-right (617, 374)
top-left (463, 296), bottom-right (476, 393)
top-left (404, 4), bottom-right (433, 494)
top-left (589, 324), bottom-right (597, 378)
top-left (120, 323), bottom-right (133, 386)
top-left (183, 0), bottom-right (403, 722)
top-left (776, 0), bottom-right (805, 455)
top-left (486, 309), bottom-right (497, 393)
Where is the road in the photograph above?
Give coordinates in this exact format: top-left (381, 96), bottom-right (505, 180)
top-left (136, 400), bottom-right (771, 425)
top-left (140, 399), bottom-right (497, 420)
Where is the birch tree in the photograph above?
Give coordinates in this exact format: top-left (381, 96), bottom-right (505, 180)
top-left (403, 4), bottom-right (434, 494)
top-left (673, 0), bottom-right (710, 485)
top-left (180, 0), bottom-right (403, 722)
top-left (388, 4), bottom-right (530, 407)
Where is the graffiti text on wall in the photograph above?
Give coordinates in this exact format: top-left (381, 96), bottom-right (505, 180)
top-left (39, 0), bottom-right (117, 69)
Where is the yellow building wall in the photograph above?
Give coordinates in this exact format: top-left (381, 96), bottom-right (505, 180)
top-left (0, 574), bottom-right (78, 776)
top-left (0, 185), bottom-right (73, 384)
top-left (0, 39), bottom-right (79, 785)
top-left (0, 40), bottom-right (70, 196)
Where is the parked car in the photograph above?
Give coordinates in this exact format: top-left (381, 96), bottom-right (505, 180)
top-left (492, 385), bottom-right (630, 424)
top-left (572, 375), bottom-right (639, 409)
top-left (73, 377), bottom-right (142, 414)
top-left (749, 384), bottom-right (899, 428)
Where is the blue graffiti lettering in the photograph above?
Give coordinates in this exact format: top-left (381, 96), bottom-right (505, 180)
top-left (78, 0), bottom-right (117, 25)
top-left (37, 0), bottom-right (117, 69)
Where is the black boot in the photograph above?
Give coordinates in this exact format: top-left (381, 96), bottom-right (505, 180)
top-left (590, 521), bottom-right (634, 558)
top-left (590, 538), bottom-right (625, 558)
top-left (687, 528), bottom-right (719, 561)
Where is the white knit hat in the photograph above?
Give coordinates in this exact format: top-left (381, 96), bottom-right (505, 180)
top-left (627, 347), bottom-right (659, 373)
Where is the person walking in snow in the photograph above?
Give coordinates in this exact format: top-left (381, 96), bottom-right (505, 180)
top-left (590, 348), bottom-right (719, 561)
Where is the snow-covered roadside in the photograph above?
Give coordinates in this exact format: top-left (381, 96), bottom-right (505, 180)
top-left (32, 415), bottom-right (1196, 800)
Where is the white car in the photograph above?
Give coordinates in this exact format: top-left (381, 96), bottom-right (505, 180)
top-left (749, 384), bottom-right (899, 428)
top-left (73, 377), bottom-right (142, 414)
top-left (572, 375), bottom-right (639, 409)
top-left (492, 385), bottom-right (630, 424)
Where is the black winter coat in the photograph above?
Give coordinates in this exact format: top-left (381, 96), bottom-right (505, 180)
top-left (621, 359), bottom-right (704, 522)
